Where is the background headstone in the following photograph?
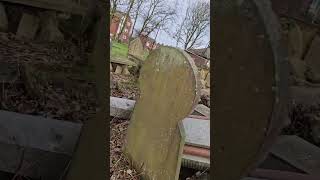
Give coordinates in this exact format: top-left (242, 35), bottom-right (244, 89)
top-left (128, 38), bottom-right (144, 60)
top-left (16, 13), bottom-right (39, 39)
top-left (37, 11), bottom-right (64, 42)
top-left (125, 46), bottom-right (199, 180)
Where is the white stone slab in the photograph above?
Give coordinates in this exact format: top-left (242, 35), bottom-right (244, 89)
top-left (183, 118), bottom-right (210, 148)
top-left (110, 96), bottom-right (135, 119)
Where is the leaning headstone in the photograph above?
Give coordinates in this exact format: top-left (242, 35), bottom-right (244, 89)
top-left (125, 46), bottom-right (200, 180)
top-left (0, 2), bottom-right (8, 32)
top-left (128, 37), bottom-right (144, 60)
top-left (16, 13), bottom-right (40, 39)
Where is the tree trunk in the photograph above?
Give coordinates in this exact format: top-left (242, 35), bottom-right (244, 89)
top-left (117, 0), bottom-right (134, 42)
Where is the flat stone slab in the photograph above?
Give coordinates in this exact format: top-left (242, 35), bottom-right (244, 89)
top-left (270, 135), bottom-right (320, 175)
top-left (111, 57), bottom-right (137, 66)
top-left (110, 96), bottom-right (135, 119)
top-left (0, 110), bottom-right (82, 155)
top-left (0, 110), bottom-right (82, 179)
top-left (183, 118), bottom-right (210, 149)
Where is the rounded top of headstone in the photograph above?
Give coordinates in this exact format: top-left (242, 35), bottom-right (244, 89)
top-left (140, 46), bottom-right (200, 116)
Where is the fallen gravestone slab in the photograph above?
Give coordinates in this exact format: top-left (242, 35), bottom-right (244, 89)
top-left (0, 110), bottom-right (82, 180)
top-left (270, 135), bottom-right (320, 175)
top-left (125, 46), bottom-right (200, 180)
top-left (183, 118), bottom-right (209, 149)
top-left (110, 96), bottom-right (135, 119)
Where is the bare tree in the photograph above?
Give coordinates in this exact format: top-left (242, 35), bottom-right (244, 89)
top-left (129, 0), bottom-right (145, 38)
top-left (138, 0), bottom-right (176, 36)
top-left (116, 0), bottom-right (135, 41)
top-left (110, 0), bottom-right (123, 18)
top-left (174, 1), bottom-right (210, 49)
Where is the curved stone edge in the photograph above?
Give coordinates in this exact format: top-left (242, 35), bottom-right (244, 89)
top-left (243, 0), bottom-right (289, 176)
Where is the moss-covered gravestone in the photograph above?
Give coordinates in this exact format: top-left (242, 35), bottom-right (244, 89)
top-left (125, 46), bottom-right (200, 180)
top-left (128, 37), bottom-right (144, 60)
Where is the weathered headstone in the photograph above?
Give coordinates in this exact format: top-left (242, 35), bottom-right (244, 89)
top-left (305, 36), bottom-right (320, 76)
top-left (37, 11), bottom-right (64, 42)
top-left (16, 13), bottom-right (40, 39)
top-left (128, 37), bottom-right (144, 60)
top-left (125, 46), bottom-right (199, 180)
top-left (0, 2), bottom-right (8, 32)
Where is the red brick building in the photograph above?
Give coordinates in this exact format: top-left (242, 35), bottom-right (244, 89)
top-left (110, 11), bottom-right (133, 43)
top-left (139, 34), bottom-right (159, 50)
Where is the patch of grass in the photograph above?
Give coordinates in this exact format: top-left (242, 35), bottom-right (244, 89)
top-left (111, 42), bottom-right (129, 59)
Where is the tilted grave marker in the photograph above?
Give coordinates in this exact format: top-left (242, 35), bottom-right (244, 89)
top-left (125, 46), bottom-right (200, 180)
top-left (128, 37), bottom-right (145, 60)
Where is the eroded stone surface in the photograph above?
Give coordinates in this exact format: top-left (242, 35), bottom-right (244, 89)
top-left (16, 13), bottom-right (39, 39)
top-left (38, 11), bottom-right (64, 42)
top-left (128, 38), bottom-right (144, 60)
top-left (125, 46), bottom-right (199, 180)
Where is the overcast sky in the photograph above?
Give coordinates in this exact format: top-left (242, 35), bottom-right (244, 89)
top-left (119, 0), bottom-right (210, 49)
